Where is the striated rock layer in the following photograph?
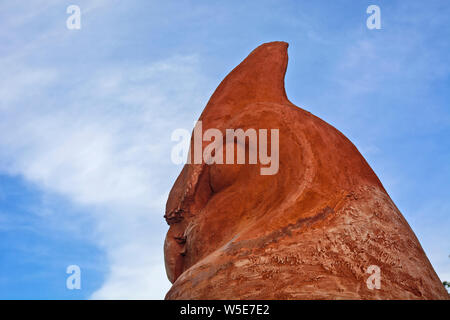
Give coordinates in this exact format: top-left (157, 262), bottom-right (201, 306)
top-left (163, 41), bottom-right (448, 299)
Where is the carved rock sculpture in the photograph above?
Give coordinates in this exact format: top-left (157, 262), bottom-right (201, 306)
top-left (163, 41), bottom-right (448, 299)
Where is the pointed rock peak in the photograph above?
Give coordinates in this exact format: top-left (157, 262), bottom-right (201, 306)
top-left (200, 41), bottom-right (290, 120)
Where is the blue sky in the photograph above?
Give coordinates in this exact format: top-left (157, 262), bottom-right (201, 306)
top-left (0, 0), bottom-right (449, 299)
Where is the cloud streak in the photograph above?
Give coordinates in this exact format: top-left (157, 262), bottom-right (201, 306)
top-left (0, 1), bottom-right (211, 297)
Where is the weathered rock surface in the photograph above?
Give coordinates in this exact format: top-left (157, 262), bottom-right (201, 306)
top-left (163, 41), bottom-right (448, 299)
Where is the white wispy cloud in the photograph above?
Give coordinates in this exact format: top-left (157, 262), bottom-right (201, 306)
top-left (0, 1), bottom-right (212, 298)
top-left (0, 55), bottom-right (210, 298)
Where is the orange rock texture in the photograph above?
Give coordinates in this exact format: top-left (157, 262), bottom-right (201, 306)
top-left (163, 41), bottom-right (448, 299)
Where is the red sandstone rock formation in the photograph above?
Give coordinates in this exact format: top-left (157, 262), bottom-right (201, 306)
top-left (163, 41), bottom-right (448, 299)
